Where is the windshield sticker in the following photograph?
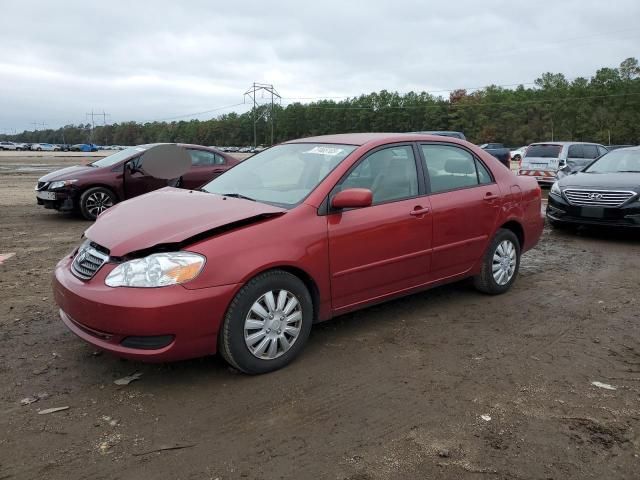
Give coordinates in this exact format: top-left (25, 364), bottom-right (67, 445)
top-left (304, 146), bottom-right (344, 156)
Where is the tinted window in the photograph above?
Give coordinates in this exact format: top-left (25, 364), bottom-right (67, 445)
top-left (189, 149), bottom-right (224, 166)
top-left (525, 144), bottom-right (562, 158)
top-left (421, 144), bottom-right (487, 193)
top-left (340, 146), bottom-right (419, 204)
top-left (582, 145), bottom-right (599, 159)
top-left (567, 145), bottom-right (584, 158)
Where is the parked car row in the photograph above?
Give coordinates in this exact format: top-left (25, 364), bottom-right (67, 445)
top-left (38, 132), bottom-right (639, 376)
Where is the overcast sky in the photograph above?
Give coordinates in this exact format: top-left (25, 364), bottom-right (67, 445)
top-left (1, 0), bottom-right (638, 133)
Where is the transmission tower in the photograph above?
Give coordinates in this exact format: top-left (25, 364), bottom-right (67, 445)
top-left (244, 83), bottom-right (281, 147)
top-left (86, 110), bottom-right (110, 144)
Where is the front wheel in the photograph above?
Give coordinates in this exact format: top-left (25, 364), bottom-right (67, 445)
top-left (79, 186), bottom-right (116, 220)
top-left (473, 229), bottom-right (521, 295)
top-left (219, 270), bottom-right (313, 374)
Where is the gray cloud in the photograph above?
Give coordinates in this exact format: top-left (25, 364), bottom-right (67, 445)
top-left (1, 0), bottom-right (638, 132)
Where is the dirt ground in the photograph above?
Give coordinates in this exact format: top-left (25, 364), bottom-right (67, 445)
top-left (1, 153), bottom-right (640, 480)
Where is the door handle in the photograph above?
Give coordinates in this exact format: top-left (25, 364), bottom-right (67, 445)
top-left (484, 193), bottom-right (499, 200)
top-left (409, 206), bottom-right (430, 216)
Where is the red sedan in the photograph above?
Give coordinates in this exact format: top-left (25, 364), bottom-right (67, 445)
top-left (53, 133), bottom-right (543, 374)
top-left (36, 143), bottom-right (238, 220)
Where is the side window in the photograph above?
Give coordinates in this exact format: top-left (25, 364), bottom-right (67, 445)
top-left (189, 150), bottom-right (218, 166)
top-left (597, 146), bottom-right (608, 157)
top-left (583, 145), bottom-right (599, 159)
top-left (476, 159), bottom-right (493, 184)
top-left (339, 146), bottom-right (419, 204)
top-left (568, 145), bottom-right (584, 158)
top-left (214, 153), bottom-right (226, 165)
top-left (421, 144), bottom-right (486, 193)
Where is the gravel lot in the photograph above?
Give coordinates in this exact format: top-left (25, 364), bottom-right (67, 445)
top-left (1, 152), bottom-right (640, 479)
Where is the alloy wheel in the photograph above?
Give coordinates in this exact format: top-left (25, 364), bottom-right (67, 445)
top-left (85, 192), bottom-right (114, 217)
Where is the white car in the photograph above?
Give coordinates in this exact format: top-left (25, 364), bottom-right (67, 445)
top-left (510, 146), bottom-right (527, 162)
top-left (31, 143), bottom-right (61, 151)
top-left (0, 141), bottom-right (18, 150)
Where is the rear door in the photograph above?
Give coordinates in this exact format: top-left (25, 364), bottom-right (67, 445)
top-left (420, 143), bottom-right (501, 279)
top-left (327, 144), bottom-right (432, 310)
top-left (181, 149), bottom-right (228, 189)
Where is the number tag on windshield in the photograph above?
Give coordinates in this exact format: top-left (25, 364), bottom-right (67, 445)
top-left (304, 146), bottom-right (344, 156)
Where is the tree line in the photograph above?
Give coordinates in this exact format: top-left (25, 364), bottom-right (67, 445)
top-left (3, 58), bottom-right (639, 148)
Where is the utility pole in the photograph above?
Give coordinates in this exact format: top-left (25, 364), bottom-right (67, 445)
top-left (243, 83), bottom-right (281, 147)
top-left (86, 110), bottom-right (110, 144)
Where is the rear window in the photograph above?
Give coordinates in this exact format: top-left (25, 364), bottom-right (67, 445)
top-left (524, 144), bottom-right (562, 158)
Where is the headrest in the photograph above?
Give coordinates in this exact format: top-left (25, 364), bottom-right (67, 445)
top-left (444, 158), bottom-right (475, 174)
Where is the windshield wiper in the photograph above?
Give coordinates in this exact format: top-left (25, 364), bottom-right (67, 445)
top-left (220, 193), bottom-right (256, 201)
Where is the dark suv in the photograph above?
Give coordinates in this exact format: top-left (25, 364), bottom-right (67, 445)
top-left (35, 143), bottom-right (239, 220)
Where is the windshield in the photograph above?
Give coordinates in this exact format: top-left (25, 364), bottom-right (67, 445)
top-left (202, 143), bottom-right (357, 207)
top-left (584, 149), bottom-right (640, 173)
top-left (524, 144), bottom-right (562, 158)
top-left (91, 145), bottom-right (150, 167)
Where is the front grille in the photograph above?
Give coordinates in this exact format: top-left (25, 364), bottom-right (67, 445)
top-left (563, 189), bottom-right (637, 208)
top-left (71, 243), bottom-right (109, 280)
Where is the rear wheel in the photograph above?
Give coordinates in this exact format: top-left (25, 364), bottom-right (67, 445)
top-left (79, 186), bottom-right (116, 220)
top-left (219, 270), bottom-right (313, 374)
top-left (513, 154), bottom-right (521, 162)
top-left (473, 229), bottom-right (520, 295)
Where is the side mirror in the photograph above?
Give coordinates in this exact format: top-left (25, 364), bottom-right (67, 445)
top-left (331, 188), bottom-right (373, 210)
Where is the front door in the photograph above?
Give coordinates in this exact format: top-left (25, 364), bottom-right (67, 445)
top-left (419, 143), bottom-right (500, 280)
top-left (123, 155), bottom-right (168, 199)
top-left (327, 144), bottom-right (432, 311)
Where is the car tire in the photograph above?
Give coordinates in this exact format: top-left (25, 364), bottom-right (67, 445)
top-left (79, 186), bottom-right (117, 221)
top-left (219, 270), bottom-right (313, 374)
top-left (473, 228), bottom-right (521, 295)
top-left (37, 147), bottom-right (42, 151)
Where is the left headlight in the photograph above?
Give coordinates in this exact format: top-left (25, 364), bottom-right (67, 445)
top-left (105, 252), bottom-right (206, 288)
top-left (49, 179), bottom-right (77, 189)
top-left (550, 181), bottom-right (562, 197)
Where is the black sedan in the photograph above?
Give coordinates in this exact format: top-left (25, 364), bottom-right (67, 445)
top-left (547, 147), bottom-right (640, 228)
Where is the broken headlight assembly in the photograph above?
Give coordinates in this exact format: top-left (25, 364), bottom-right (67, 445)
top-left (105, 252), bottom-right (205, 288)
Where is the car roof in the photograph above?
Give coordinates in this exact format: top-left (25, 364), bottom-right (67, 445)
top-left (528, 141), bottom-right (604, 146)
top-left (283, 132), bottom-right (466, 147)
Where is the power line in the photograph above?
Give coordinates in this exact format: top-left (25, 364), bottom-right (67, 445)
top-left (145, 102), bottom-right (248, 123)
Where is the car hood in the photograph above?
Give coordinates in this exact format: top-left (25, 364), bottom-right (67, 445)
top-left (85, 188), bottom-right (286, 256)
top-left (39, 165), bottom-right (97, 182)
top-left (559, 172), bottom-right (640, 191)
